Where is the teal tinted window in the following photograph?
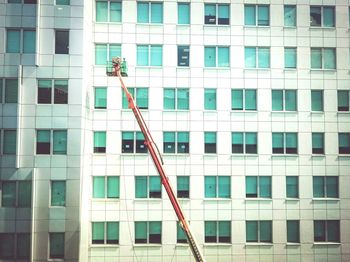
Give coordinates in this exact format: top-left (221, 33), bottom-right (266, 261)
top-left (285, 47), bottom-right (296, 68)
top-left (244, 5), bottom-right (269, 26)
top-left (109, 44), bottom-right (121, 63)
top-left (150, 45), bottom-right (162, 66)
top-left (135, 221), bottom-right (161, 244)
top-left (56, 0), bottom-right (69, 4)
top-left (339, 133), bottom-right (350, 154)
top-left (311, 90), bottom-right (323, 111)
top-left (135, 176), bottom-right (147, 198)
top-left (338, 90), bottom-right (349, 111)
top-left (323, 6), bottom-right (335, 27)
top-left (246, 132), bottom-right (257, 154)
top-left (107, 222), bottom-right (119, 244)
top-left (326, 177), bottom-right (338, 198)
top-left (286, 133), bottom-right (298, 154)
top-left (284, 5), bottom-right (296, 26)
top-left (272, 90), bottom-right (296, 111)
top-left (313, 176), bottom-right (324, 197)
top-left (135, 222), bottom-right (147, 243)
top-left (246, 221), bottom-right (272, 242)
top-left (257, 47), bottom-right (270, 68)
top-left (232, 132), bottom-right (243, 153)
top-left (178, 3), bottom-right (190, 24)
top-left (244, 47), bottom-right (256, 68)
top-left (0, 234), bottom-right (14, 259)
top-left (314, 220), bottom-right (339, 242)
top-left (286, 176), bottom-right (298, 198)
top-left (231, 90), bottom-right (243, 110)
top-left (218, 5), bottom-right (229, 25)
top-left (110, 2), bottom-right (122, 22)
top-left (232, 89), bottom-right (257, 110)
top-left (285, 90), bottom-right (297, 111)
top-left (259, 176), bottom-right (271, 198)
top-left (3, 130), bottom-right (16, 154)
top-left (36, 130), bottom-right (50, 154)
top-left (177, 222), bottom-right (187, 243)
top-left (287, 221), bottom-right (299, 242)
top-left (204, 4), bottom-right (216, 24)
top-left (149, 221), bottom-right (161, 243)
top-left (149, 176), bottom-right (161, 198)
top-left (95, 44), bottom-right (107, 65)
top-left (92, 222), bottom-right (104, 244)
top-left (246, 176), bottom-right (271, 198)
top-left (177, 132), bottom-right (189, 153)
top-left (272, 132), bottom-right (284, 154)
top-left (244, 5), bottom-right (255, 25)
top-left (95, 87), bottom-right (107, 109)
top-left (177, 176), bottom-right (189, 198)
top-left (107, 176), bottom-right (119, 198)
top-left (245, 89), bottom-right (257, 110)
top-left (246, 221), bottom-right (258, 242)
top-left (310, 6), bottom-right (321, 26)
top-left (23, 30), bottom-right (36, 53)
top-left (163, 88), bottom-right (175, 109)
top-left (94, 131), bottom-right (106, 153)
top-left (313, 176), bottom-right (338, 198)
top-left (136, 88), bottom-right (148, 109)
top-left (137, 2), bottom-right (149, 23)
top-left (5, 79), bottom-right (18, 103)
top-left (163, 132), bottom-right (175, 153)
top-left (204, 176), bottom-right (216, 198)
top-left (272, 90), bottom-right (283, 111)
top-left (6, 29), bottom-right (20, 53)
top-left (204, 88), bottom-right (216, 110)
top-left (93, 177), bottom-right (105, 198)
top-left (204, 132), bottom-right (216, 154)
top-left (257, 5), bottom-right (269, 26)
top-left (177, 88), bottom-right (189, 110)
top-left (96, 1), bottom-right (108, 22)
top-left (51, 181), bottom-right (66, 206)
top-left (205, 221), bottom-right (231, 243)
top-left (49, 233), bottom-right (64, 259)
top-left (218, 47), bottom-right (229, 67)
top-left (324, 48), bottom-right (336, 69)
top-left (204, 47), bottom-right (216, 67)
top-left (151, 3), bottom-right (163, 23)
top-left (137, 2), bottom-right (162, 24)
top-left (53, 130), bottom-right (67, 154)
top-left (260, 221), bottom-right (272, 242)
top-left (204, 221), bottom-right (216, 242)
top-left (311, 48), bottom-right (322, 69)
top-left (17, 233), bottom-right (30, 259)
top-left (218, 176), bottom-right (230, 198)
top-left (312, 133), bottom-right (324, 154)
top-left (18, 181), bottom-right (31, 207)
top-left (327, 220), bottom-right (340, 242)
top-left (1, 181), bottom-right (16, 207)
top-left (246, 176), bottom-right (257, 198)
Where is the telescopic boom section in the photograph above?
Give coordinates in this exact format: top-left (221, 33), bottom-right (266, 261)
top-left (110, 58), bottom-right (205, 262)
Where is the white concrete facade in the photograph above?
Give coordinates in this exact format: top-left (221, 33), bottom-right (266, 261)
top-left (0, 0), bottom-right (350, 261)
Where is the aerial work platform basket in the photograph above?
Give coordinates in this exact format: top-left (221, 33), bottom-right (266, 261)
top-left (106, 57), bottom-right (128, 77)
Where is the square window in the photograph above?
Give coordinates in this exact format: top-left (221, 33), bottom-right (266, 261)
top-left (314, 220), bottom-right (339, 242)
top-left (232, 132), bottom-right (257, 154)
top-left (135, 221), bottom-right (161, 244)
top-left (245, 47), bottom-right (270, 68)
top-left (313, 176), bottom-right (339, 198)
top-left (204, 176), bottom-right (230, 198)
top-left (246, 221), bottom-right (272, 243)
top-left (96, 1), bottom-right (121, 22)
top-left (137, 2), bottom-right (163, 24)
top-left (311, 48), bottom-right (336, 69)
top-left (205, 221), bottom-right (231, 243)
top-left (246, 176), bottom-right (271, 198)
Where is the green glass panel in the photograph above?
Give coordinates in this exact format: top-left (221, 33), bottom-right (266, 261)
top-left (135, 176), bottom-right (147, 198)
top-left (6, 29), bottom-right (20, 53)
top-left (205, 4), bottom-right (216, 24)
top-left (205, 132), bottom-right (216, 143)
top-left (122, 131), bottom-right (133, 140)
top-left (245, 89), bottom-right (256, 110)
top-left (258, 5), bottom-right (269, 26)
top-left (232, 132), bottom-right (243, 144)
top-left (286, 176), bottom-right (298, 198)
top-left (204, 47), bottom-right (216, 67)
top-left (2, 181), bottom-right (16, 207)
top-left (135, 222), bottom-right (147, 242)
top-left (51, 181), bottom-right (65, 206)
top-left (205, 176), bottom-right (216, 198)
top-left (285, 47), bottom-right (296, 68)
top-left (110, 2), bottom-right (122, 22)
top-left (218, 176), bottom-right (230, 198)
top-left (49, 233), bottom-right (64, 258)
top-left (164, 88), bottom-right (175, 109)
top-left (259, 176), bottom-right (271, 198)
top-left (218, 47), bottom-right (229, 67)
top-left (137, 45), bottom-right (149, 66)
top-left (23, 30), bottom-right (36, 54)
top-left (3, 130), bottom-right (16, 154)
top-left (37, 130), bottom-right (50, 143)
top-left (284, 5), bottom-right (296, 26)
top-left (18, 181), bottom-right (32, 207)
top-left (107, 176), bottom-right (119, 198)
top-left (17, 233), bottom-right (30, 259)
top-left (95, 87), bottom-right (107, 109)
top-left (92, 222), bottom-right (104, 242)
top-left (107, 222), bottom-right (119, 243)
top-left (151, 3), bottom-right (163, 23)
top-left (205, 221), bottom-right (216, 238)
top-left (286, 133), bottom-right (297, 149)
top-left (312, 133), bottom-right (324, 151)
top-left (96, 1), bottom-right (108, 22)
top-left (311, 48), bottom-right (322, 69)
top-left (246, 221), bottom-right (257, 242)
top-left (323, 6), bottom-right (335, 27)
top-left (149, 176), bottom-right (161, 197)
top-left (258, 47), bottom-right (270, 68)
top-left (313, 176), bottom-right (325, 197)
top-left (178, 3), bottom-right (190, 24)
top-left (149, 221), bottom-right (161, 234)
top-left (285, 90), bottom-right (296, 111)
top-left (164, 132), bottom-right (175, 142)
top-left (260, 221), bottom-right (272, 242)
top-left (94, 131), bottom-right (106, 147)
top-left (327, 221), bottom-right (340, 242)
top-left (245, 47), bottom-right (256, 68)
top-left (109, 44), bottom-right (121, 63)
top-left (56, 0), bottom-right (69, 4)
top-left (53, 130), bottom-right (67, 154)
top-left (324, 48), bottom-right (336, 69)
top-left (232, 90), bottom-right (243, 110)
top-left (314, 220), bottom-right (325, 241)
top-left (5, 79), bottom-right (18, 103)
top-left (204, 88), bottom-right (216, 110)
top-left (326, 177), bottom-right (338, 198)
top-left (177, 88), bottom-right (189, 110)
top-left (311, 90), bottom-right (323, 111)
top-left (136, 88), bottom-right (148, 109)
top-left (150, 45), bottom-right (162, 66)
top-left (137, 2), bottom-right (149, 23)
top-left (95, 44), bottom-right (107, 65)
top-left (177, 132), bottom-right (189, 143)
top-left (122, 88), bottom-right (134, 109)
top-left (287, 220), bottom-right (299, 243)
top-left (177, 176), bottom-right (189, 191)
top-left (177, 223), bottom-right (187, 242)
top-left (246, 176), bottom-right (257, 197)
top-left (93, 177), bottom-right (105, 198)
top-left (244, 5), bottom-right (255, 25)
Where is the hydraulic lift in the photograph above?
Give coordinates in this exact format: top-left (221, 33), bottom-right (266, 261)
top-left (107, 57), bottom-right (206, 262)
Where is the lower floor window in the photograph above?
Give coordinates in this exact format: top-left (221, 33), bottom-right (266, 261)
top-left (314, 220), bottom-right (340, 243)
top-left (135, 221), bottom-right (162, 244)
top-left (92, 222), bottom-right (119, 244)
top-left (246, 220), bottom-right (272, 243)
top-left (0, 233), bottom-right (30, 260)
top-left (49, 232), bottom-right (65, 259)
top-left (205, 221), bottom-right (231, 243)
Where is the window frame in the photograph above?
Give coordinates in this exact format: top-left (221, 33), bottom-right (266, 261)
top-left (313, 176), bottom-right (339, 198)
top-left (55, 29), bottom-right (69, 54)
top-left (314, 220), bottom-right (340, 243)
top-left (338, 133), bottom-right (350, 154)
top-left (310, 6), bottom-right (335, 28)
top-left (121, 131), bottom-right (147, 154)
top-left (137, 2), bottom-right (163, 24)
top-left (245, 176), bottom-right (272, 199)
top-left (204, 46), bottom-right (230, 68)
top-left (244, 46), bottom-right (270, 68)
top-left (6, 28), bottom-right (36, 54)
top-left (271, 89), bottom-right (297, 111)
top-left (122, 87), bottom-right (149, 110)
top-left (310, 47), bottom-right (336, 70)
top-left (1, 180), bottom-right (32, 208)
top-left (246, 220), bottom-right (272, 243)
top-left (231, 89), bottom-right (257, 111)
top-left (204, 3), bottom-right (230, 25)
top-left (204, 132), bottom-right (217, 154)
top-left (135, 176), bottom-right (161, 199)
top-left (163, 88), bottom-right (190, 110)
top-left (95, 43), bottom-right (121, 65)
top-left (204, 176), bottom-right (231, 199)
top-left (93, 176), bottom-right (120, 199)
top-left (231, 132), bottom-right (258, 154)
top-left (272, 132), bottom-right (298, 154)
top-left (244, 4), bottom-right (270, 26)
top-left (134, 221), bottom-right (162, 244)
top-left (92, 221), bottom-right (119, 245)
top-left (95, 0), bottom-right (122, 23)
top-left (204, 221), bottom-right (231, 243)
top-left (37, 79), bottom-right (68, 104)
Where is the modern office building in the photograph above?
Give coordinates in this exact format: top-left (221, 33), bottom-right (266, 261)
top-left (0, 0), bottom-right (350, 261)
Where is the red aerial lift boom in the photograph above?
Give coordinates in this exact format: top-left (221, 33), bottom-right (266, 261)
top-left (108, 58), bottom-right (205, 262)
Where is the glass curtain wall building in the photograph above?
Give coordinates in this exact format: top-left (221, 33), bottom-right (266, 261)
top-left (0, 0), bottom-right (350, 261)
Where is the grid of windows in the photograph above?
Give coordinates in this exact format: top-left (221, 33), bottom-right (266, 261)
top-left (6, 28), bottom-right (36, 53)
top-left (204, 176), bottom-right (230, 198)
top-left (135, 221), bottom-right (161, 244)
top-left (0, 233), bottom-right (30, 260)
top-left (204, 4), bottom-right (229, 25)
top-left (37, 79), bottom-right (68, 104)
top-left (93, 176), bottom-right (120, 199)
top-left (204, 221), bottom-right (231, 243)
top-left (122, 131), bottom-right (147, 153)
top-left (92, 222), bottom-right (119, 244)
top-left (137, 2), bottom-right (163, 24)
top-left (232, 132), bottom-right (257, 154)
top-left (246, 176), bottom-right (271, 198)
top-left (244, 5), bottom-right (269, 26)
top-left (163, 88), bottom-right (189, 110)
top-left (314, 220), bottom-right (340, 242)
top-left (163, 132), bottom-right (189, 154)
top-left (96, 1), bottom-right (121, 22)
top-left (36, 130), bottom-right (67, 155)
top-left (246, 221), bottom-right (272, 243)
top-left (95, 44), bottom-right (121, 65)
top-left (313, 176), bottom-right (339, 198)
top-left (231, 89), bottom-right (257, 111)
top-left (1, 180), bottom-right (31, 207)
top-left (272, 132), bottom-right (298, 154)
top-left (245, 47), bottom-right (270, 68)
top-left (135, 176), bottom-right (161, 198)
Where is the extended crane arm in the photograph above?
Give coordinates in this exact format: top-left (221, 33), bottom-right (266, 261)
top-left (110, 58), bottom-right (205, 262)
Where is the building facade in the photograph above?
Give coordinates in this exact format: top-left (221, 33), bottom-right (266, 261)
top-left (0, 0), bottom-right (350, 261)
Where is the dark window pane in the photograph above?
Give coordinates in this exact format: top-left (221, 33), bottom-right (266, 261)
top-left (314, 220), bottom-right (326, 241)
top-left (0, 234), bottom-right (14, 259)
top-left (55, 30), bottom-right (69, 54)
top-left (178, 46), bottom-right (189, 67)
top-left (38, 80), bottom-right (52, 104)
top-left (310, 6), bottom-right (321, 26)
top-left (136, 132), bottom-right (147, 153)
top-left (122, 132), bottom-right (134, 153)
top-left (54, 80), bottom-right (68, 104)
top-left (204, 4), bottom-right (216, 24)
